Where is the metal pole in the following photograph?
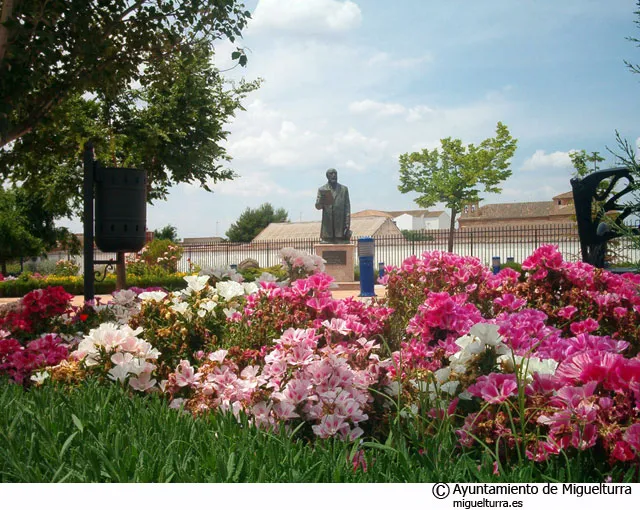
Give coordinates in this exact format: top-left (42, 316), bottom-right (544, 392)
top-left (83, 142), bottom-right (95, 302)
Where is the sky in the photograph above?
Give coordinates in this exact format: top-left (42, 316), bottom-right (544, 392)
top-left (63, 0), bottom-right (640, 238)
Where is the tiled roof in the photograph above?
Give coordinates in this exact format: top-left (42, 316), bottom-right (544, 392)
top-left (553, 191), bottom-right (574, 200)
top-left (183, 236), bottom-right (224, 244)
top-left (352, 209), bottom-right (446, 218)
top-left (253, 217), bottom-right (400, 241)
top-left (351, 210), bottom-right (393, 218)
top-left (461, 201), bottom-right (575, 221)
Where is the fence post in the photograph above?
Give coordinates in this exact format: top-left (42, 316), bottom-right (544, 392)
top-left (470, 230), bottom-right (474, 258)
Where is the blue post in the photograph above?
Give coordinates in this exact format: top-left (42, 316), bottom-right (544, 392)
top-left (492, 256), bottom-right (501, 275)
top-left (378, 262), bottom-right (385, 279)
top-left (230, 264), bottom-right (238, 271)
top-left (358, 237), bottom-right (375, 297)
top-left (507, 256), bottom-right (514, 264)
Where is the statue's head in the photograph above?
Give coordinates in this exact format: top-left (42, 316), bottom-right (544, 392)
top-left (326, 168), bottom-right (338, 185)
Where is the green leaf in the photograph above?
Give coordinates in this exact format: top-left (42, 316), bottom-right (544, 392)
top-left (71, 414), bottom-right (84, 433)
top-left (59, 432), bottom-right (78, 460)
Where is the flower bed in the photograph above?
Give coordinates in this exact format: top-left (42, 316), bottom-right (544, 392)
top-left (1, 245), bottom-right (639, 477)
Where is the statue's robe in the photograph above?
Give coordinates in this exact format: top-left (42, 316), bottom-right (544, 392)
top-left (315, 183), bottom-right (351, 242)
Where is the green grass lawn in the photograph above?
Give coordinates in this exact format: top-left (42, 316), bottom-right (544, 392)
top-left (1, 380), bottom-right (635, 483)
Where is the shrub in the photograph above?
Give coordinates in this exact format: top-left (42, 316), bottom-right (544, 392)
top-left (127, 239), bottom-right (183, 276)
top-left (53, 259), bottom-right (79, 277)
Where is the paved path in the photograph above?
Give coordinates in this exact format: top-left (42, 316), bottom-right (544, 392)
top-left (0, 285), bottom-right (386, 308)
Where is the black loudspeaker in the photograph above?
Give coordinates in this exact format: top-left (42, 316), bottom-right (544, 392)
top-left (95, 166), bottom-right (147, 252)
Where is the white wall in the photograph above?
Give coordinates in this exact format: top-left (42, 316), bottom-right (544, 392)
top-left (394, 214), bottom-right (413, 230)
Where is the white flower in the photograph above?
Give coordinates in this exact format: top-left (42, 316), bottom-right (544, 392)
top-left (208, 349), bottom-right (228, 363)
top-left (497, 354), bottom-right (558, 380)
top-left (198, 300), bottom-right (217, 314)
top-left (183, 275), bottom-right (210, 293)
top-left (216, 280), bottom-right (245, 301)
top-left (243, 282), bottom-right (259, 295)
top-left (384, 381), bottom-right (401, 397)
top-left (469, 323), bottom-right (503, 347)
top-left (30, 371), bottom-right (50, 385)
top-left (170, 302), bottom-right (190, 316)
top-left (257, 272), bottom-right (278, 283)
top-left (138, 291), bottom-right (168, 302)
top-left (111, 289), bottom-right (137, 306)
top-left (108, 363), bottom-right (131, 383)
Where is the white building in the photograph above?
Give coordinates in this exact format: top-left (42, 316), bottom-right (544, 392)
top-left (351, 209), bottom-right (450, 230)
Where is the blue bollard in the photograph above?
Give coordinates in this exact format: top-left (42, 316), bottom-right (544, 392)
top-left (358, 237), bottom-right (375, 297)
top-left (378, 262), bottom-right (385, 279)
top-left (230, 264), bottom-right (238, 270)
top-left (492, 256), bottom-right (501, 275)
top-left (507, 257), bottom-right (514, 264)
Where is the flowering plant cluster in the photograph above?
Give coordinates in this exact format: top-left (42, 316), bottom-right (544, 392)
top-left (3, 244), bottom-right (640, 472)
top-left (381, 246), bottom-right (640, 467)
top-left (129, 275), bottom-right (260, 377)
top-left (164, 324), bottom-right (391, 440)
top-left (127, 239), bottom-right (183, 276)
top-left (279, 247), bottom-right (325, 282)
top-left (226, 272), bottom-right (392, 350)
top-left (54, 260), bottom-right (80, 277)
top-left (0, 286), bottom-right (73, 341)
top-left (0, 332), bottom-right (69, 385)
top-left (69, 322), bottom-right (160, 392)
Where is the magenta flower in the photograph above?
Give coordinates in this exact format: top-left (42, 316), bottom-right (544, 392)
top-left (467, 373), bottom-right (518, 404)
top-left (623, 424), bottom-right (640, 452)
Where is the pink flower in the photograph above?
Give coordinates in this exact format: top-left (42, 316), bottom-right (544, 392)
top-left (623, 424), bottom-right (640, 452)
top-left (174, 360), bottom-right (201, 387)
top-left (569, 318), bottom-right (599, 336)
top-left (467, 373), bottom-right (518, 404)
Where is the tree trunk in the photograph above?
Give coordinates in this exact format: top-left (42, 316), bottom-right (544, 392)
top-left (447, 208), bottom-right (457, 252)
top-left (116, 252), bottom-right (126, 290)
top-left (0, 0), bottom-right (14, 63)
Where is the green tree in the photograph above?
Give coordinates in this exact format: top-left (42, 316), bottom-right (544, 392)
top-left (0, 0), bottom-right (250, 148)
top-left (398, 122), bottom-right (517, 252)
top-left (0, 188), bottom-right (43, 275)
top-left (569, 150), bottom-right (605, 178)
top-left (226, 203), bottom-right (289, 242)
top-left (153, 225), bottom-right (179, 242)
top-left (1, 43), bottom-right (260, 217)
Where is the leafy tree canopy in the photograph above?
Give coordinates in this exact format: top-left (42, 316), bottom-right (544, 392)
top-left (0, 42), bottom-right (260, 217)
top-left (226, 203), bottom-right (289, 243)
top-left (569, 150), bottom-right (605, 178)
top-left (0, 186), bottom-right (77, 274)
top-left (153, 225), bottom-right (179, 242)
top-left (398, 122), bottom-right (517, 251)
top-left (0, 0), bottom-right (251, 147)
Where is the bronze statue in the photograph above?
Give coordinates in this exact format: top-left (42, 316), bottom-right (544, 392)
top-left (315, 168), bottom-right (351, 243)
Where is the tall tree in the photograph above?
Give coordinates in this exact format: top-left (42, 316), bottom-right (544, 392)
top-left (153, 225), bottom-right (179, 242)
top-left (0, 43), bottom-right (260, 217)
top-left (0, 0), bottom-right (250, 148)
top-left (569, 150), bottom-right (605, 178)
top-left (398, 122), bottom-right (517, 252)
top-left (0, 187), bottom-right (43, 275)
top-left (226, 203), bottom-right (289, 242)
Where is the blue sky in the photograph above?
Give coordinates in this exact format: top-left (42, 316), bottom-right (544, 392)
top-left (63, 0), bottom-right (640, 238)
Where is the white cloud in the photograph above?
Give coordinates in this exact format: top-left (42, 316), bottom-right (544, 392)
top-left (349, 99), bottom-right (406, 116)
top-left (366, 51), bottom-right (433, 68)
top-left (212, 172), bottom-right (289, 197)
top-left (250, 0), bottom-right (362, 34)
top-left (349, 99), bottom-right (435, 122)
top-left (521, 150), bottom-right (573, 172)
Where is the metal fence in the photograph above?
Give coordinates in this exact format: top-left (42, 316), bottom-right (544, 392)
top-left (38, 223), bottom-right (640, 275)
top-left (175, 223), bottom-right (639, 271)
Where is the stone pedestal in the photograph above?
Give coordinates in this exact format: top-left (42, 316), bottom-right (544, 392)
top-left (315, 243), bottom-right (356, 282)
